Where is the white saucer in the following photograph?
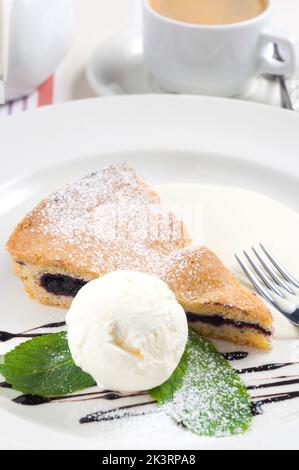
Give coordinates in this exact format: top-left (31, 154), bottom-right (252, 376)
top-left (86, 29), bottom-right (282, 106)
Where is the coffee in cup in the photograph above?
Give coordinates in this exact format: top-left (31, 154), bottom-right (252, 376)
top-left (149, 0), bottom-right (268, 25)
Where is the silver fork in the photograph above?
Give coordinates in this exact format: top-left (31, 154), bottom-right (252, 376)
top-left (235, 244), bottom-right (299, 326)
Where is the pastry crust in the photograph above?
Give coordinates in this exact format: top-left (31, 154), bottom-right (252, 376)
top-left (190, 322), bottom-right (271, 350)
top-left (7, 163), bottom-right (273, 350)
top-left (161, 246), bottom-right (272, 329)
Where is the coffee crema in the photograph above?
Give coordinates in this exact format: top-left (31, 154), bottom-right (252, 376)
top-left (149, 0), bottom-right (268, 25)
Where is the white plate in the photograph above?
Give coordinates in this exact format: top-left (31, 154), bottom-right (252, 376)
top-left (86, 29), bottom-right (283, 107)
top-left (1, 95), bottom-right (299, 450)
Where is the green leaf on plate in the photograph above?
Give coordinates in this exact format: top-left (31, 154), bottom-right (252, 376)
top-left (150, 329), bottom-right (252, 437)
top-left (0, 332), bottom-right (96, 396)
top-left (0, 328), bottom-right (252, 438)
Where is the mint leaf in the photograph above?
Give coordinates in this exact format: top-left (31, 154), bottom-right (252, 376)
top-left (0, 332), bottom-right (96, 396)
top-left (150, 348), bottom-right (188, 405)
top-left (150, 330), bottom-right (252, 437)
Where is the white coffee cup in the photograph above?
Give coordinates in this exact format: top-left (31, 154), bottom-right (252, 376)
top-left (142, 0), bottom-right (297, 97)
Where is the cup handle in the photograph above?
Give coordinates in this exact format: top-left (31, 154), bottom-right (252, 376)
top-left (258, 28), bottom-right (297, 77)
top-left (0, 0), bottom-right (15, 103)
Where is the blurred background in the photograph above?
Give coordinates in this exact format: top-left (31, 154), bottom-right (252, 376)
top-left (1, 0), bottom-right (298, 112)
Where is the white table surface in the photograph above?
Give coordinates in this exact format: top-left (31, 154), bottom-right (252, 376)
top-left (57, 0), bottom-right (299, 105)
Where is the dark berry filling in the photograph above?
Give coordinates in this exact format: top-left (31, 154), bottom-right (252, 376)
top-left (40, 274), bottom-right (87, 297)
top-left (38, 275), bottom-right (271, 337)
top-left (186, 312), bottom-right (271, 337)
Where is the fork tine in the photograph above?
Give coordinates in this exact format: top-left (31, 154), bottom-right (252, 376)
top-left (252, 246), bottom-right (295, 295)
top-left (260, 244), bottom-right (299, 289)
top-left (243, 250), bottom-right (285, 298)
top-left (235, 254), bottom-right (275, 305)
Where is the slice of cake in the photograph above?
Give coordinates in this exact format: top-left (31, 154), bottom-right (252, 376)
top-left (6, 162), bottom-right (272, 349)
top-left (7, 162), bottom-right (191, 309)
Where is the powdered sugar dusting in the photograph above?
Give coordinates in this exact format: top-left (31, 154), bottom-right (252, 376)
top-left (28, 162), bottom-right (190, 275)
top-left (161, 246), bottom-right (265, 315)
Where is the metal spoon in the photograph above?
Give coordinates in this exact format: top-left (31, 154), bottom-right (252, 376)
top-left (272, 43), bottom-right (294, 111)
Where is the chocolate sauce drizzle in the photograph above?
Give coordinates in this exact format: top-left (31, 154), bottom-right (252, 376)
top-left (0, 382), bottom-right (12, 389)
top-left (28, 321), bottom-right (66, 331)
top-left (0, 321), bottom-right (66, 343)
top-left (222, 351), bottom-right (249, 361)
top-left (0, 331), bottom-right (44, 342)
top-left (247, 377), bottom-right (299, 391)
top-left (12, 390), bottom-right (148, 406)
top-left (80, 401), bottom-right (158, 424)
top-left (236, 362), bottom-right (298, 375)
top-left (251, 391), bottom-right (299, 416)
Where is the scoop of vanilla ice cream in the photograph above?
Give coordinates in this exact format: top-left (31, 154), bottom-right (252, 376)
top-left (66, 270), bottom-right (188, 392)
